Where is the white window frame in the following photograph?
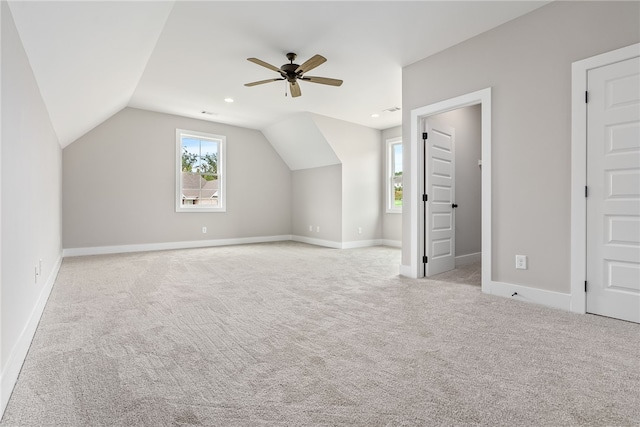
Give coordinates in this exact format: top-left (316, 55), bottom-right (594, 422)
top-left (386, 137), bottom-right (403, 213)
top-left (176, 129), bottom-right (226, 213)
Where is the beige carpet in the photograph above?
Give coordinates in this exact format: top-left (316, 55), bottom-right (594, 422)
top-left (1, 242), bottom-right (639, 426)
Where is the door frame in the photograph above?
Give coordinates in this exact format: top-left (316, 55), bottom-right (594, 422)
top-left (570, 43), bottom-right (640, 314)
top-left (409, 87), bottom-right (491, 294)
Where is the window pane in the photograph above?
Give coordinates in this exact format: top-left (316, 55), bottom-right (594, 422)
top-left (200, 174), bottom-right (219, 206)
top-left (198, 139), bottom-right (218, 175)
top-left (180, 172), bottom-right (204, 206)
top-left (390, 141), bottom-right (403, 210)
top-left (181, 137), bottom-right (201, 173)
top-left (393, 143), bottom-right (403, 174)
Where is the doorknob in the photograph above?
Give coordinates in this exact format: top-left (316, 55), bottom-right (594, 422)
top-left (452, 203), bottom-right (458, 208)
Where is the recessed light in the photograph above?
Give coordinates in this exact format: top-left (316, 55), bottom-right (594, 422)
top-left (224, 98), bottom-right (234, 103)
top-left (371, 113), bottom-right (380, 118)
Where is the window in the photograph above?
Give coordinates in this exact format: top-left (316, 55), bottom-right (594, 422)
top-left (386, 137), bottom-right (403, 212)
top-left (176, 129), bottom-right (226, 212)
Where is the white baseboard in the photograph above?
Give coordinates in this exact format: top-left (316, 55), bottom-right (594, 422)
top-left (455, 252), bottom-right (481, 267)
top-left (291, 237), bottom-right (399, 250)
top-left (291, 235), bottom-right (342, 249)
top-left (486, 280), bottom-right (572, 312)
top-left (1, 254), bottom-right (62, 417)
top-left (380, 239), bottom-right (402, 248)
top-left (341, 239), bottom-right (383, 249)
top-left (62, 235), bottom-right (293, 257)
top-left (399, 264), bottom-right (415, 278)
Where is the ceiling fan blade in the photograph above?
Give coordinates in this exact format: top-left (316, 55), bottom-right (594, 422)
top-left (244, 78), bottom-right (284, 87)
top-left (247, 57), bottom-right (282, 73)
top-left (295, 54), bottom-right (326, 74)
top-left (302, 76), bottom-right (343, 87)
top-left (289, 81), bottom-right (301, 98)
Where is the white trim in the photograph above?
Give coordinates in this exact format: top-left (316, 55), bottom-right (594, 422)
top-left (1, 254), bottom-right (62, 416)
top-left (380, 239), bottom-right (402, 248)
top-left (408, 88), bottom-right (492, 297)
top-left (570, 43), bottom-right (640, 314)
top-left (291, 236), bottom-right (386, 249)
top-left (342, 239), bottom-right (384, 249)
top-left (175, 128), bottom-right (226, 213)
top-left (455, 252), bottom-right (481, 267)
top-left (399, 264), bottom-right (412, 277)
top-left (63, 235), bottom-right (292, 257)
top-left (486, 280), bottom-right (572, 312)
top-left (63, 236), bottom-right (401, 257)
top-left (385, 137), bottom-right (403, 213)
top-left (291, 235), bottom-right (342, 249)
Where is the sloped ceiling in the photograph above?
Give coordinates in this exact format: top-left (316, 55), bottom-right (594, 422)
top-left (8, 1), bottom-right (550, 148)
top-left (8, 1), bottom-right (174, 146)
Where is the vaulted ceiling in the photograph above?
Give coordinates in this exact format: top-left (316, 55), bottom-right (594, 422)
top-left (8, 1), bottom-right (549, 148)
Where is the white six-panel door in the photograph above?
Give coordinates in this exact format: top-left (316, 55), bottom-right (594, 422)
top-left (586, 56), bottom-right (640, 323)
top-left (425, 120), bottom-right (456, 276)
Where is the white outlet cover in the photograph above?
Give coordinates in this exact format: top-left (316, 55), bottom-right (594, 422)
top-left (515, 255), bottom-right (527, 270)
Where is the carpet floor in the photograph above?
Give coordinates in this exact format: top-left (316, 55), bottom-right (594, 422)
top-left (1, 242), bottom-right (638, 426)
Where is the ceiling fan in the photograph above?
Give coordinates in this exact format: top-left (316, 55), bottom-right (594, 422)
top-left (244, 52), bottom-right (343, 97)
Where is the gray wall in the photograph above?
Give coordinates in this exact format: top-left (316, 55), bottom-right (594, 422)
top-left (63, 108), bottom-right (291, 249)
top-left (312, 114), bottom-right (382, 242)
top-left (428, 105), bottom-right (481, 257)
top-left (381, 126), bottom-right (402, 244)
top-left (402, 1), bottom-right (640, 292)
top-left (1, 0), bottom-right (62, 394)
top-left (292, 164), bottom-right (342, 242)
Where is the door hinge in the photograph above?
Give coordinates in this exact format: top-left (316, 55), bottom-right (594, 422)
top-left (585, 280), bottom-right (587, 292)
top-left (422, 194), bottom-right (428, 202)
top-left (423, 256), bottom-right (428, 264)
top-left (422, 132), bottom-right (428, 140)
top-left (585, 91), bottom-right (589, 103)
top-left (585, 186), bottom-right (588, 198)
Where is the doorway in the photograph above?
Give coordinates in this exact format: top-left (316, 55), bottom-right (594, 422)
top-left (409, 88), bottom-right (492, 294)
top-left (422, 106), bottom-right (482, 280)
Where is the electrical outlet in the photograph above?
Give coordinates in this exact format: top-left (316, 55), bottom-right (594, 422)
top-left (202, 226), bottom-right (207, 234)
top-left (309, 225), bottom-right (313, 232)
top-left (358, 227), bottom-right (362, 234)
top-left (515, 255), bottom-right (527, 270)
top-left (316, 226), bottom-right (320, 233)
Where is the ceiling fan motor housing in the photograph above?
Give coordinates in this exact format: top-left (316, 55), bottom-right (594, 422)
top-left (281, 63), bottom-right (300, 82)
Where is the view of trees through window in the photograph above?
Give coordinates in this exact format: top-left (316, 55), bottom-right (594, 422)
top-left (391, 141), bottom-right (403, 209)
top-left (180, 136), bottom-right (219, 206)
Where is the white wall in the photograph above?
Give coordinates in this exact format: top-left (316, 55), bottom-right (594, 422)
top-left (1, 2), bottom-right (62, 415)
top-left (291, 164), bottom-right (342, 243)
top-left (312, 114), bottom-right (382, 243)
top-left (63, 108), bottom-right (291, 251)
top-left (402, 1), bottom-right (640, 292)
top-left (428, 105), bottom-right (481, 257)
top-left (381, 126), bottom-right (402, 244)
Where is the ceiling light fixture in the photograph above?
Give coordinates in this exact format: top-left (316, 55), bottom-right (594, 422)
top-left (224, 98), bottom-right (234, 103)
top-left (371, 113), bottom-right (380, 118)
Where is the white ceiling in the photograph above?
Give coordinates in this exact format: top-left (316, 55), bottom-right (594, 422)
top-left (8, 1), bottom-right (550, 148)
